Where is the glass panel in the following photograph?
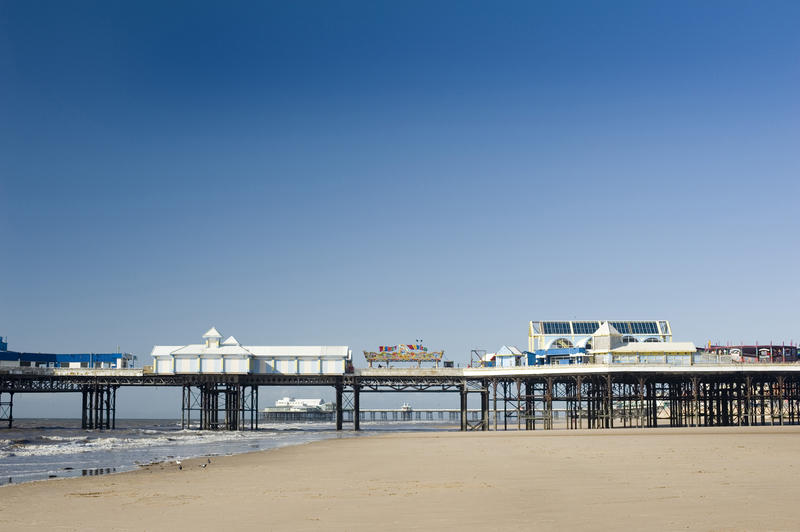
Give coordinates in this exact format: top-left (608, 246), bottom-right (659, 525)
top-left (543, 322), bottom-right (571, 335)
top-left (572, 322), bottom-right (600, 335)
top-left (610, 321), bottom-right (630, 334)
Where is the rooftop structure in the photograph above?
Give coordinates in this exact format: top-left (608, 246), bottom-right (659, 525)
top-left (706, 344), bottom-right (798, 363)
top-left (364, 343), bottom-right (444, 367)
top-left (529, 320), bottom-right (672, 351)
top-left (151, 327), bottom-right (351, 375)
top-left (527, 321), bottom-right (697, 365)
top-left (478, 346), bottom-right (524, 368)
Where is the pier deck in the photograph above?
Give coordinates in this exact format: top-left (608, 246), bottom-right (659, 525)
top-left (3, 364), bottom-right (800, 431)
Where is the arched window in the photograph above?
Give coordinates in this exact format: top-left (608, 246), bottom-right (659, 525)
top-left (622, 336), bottom-right (638, 345)
top-left (553, 338), bottom-right (573, 349)
top-left (644, 337), bottom-right (660, 343)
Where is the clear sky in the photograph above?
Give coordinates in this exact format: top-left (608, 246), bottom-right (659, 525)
top-left (2, 1), bottom-right (799, 417)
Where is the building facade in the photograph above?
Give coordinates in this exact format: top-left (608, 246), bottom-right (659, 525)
top-left (151, 327), bottom-right (351, 375)
top-left (706, 344), bottom-right (797, 363)
top-left (0, 337), bottom-right (136, 368)
top-left (528, 320), bottom-right (672, 352)
top-left (527, 321), bottom-right (696, 365)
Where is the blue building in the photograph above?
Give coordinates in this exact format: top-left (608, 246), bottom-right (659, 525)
top-left (0, 337), bottom-right (136, 369)
top-left (527, 347), bottom-right (589, 365)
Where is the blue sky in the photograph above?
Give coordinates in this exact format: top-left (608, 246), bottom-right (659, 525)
top-left (2, 2), bottom-right (799, 416)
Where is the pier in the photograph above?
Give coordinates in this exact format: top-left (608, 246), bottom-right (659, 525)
top-left (259, 407), bottom-right (482, 423)
top-left (3, 365), bottom-right (800, 431)
top-left (345, 408), bottom-right (481, 423)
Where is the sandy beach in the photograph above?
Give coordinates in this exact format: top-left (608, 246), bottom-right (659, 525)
top-left (2, 426), bottom-right (799, 531)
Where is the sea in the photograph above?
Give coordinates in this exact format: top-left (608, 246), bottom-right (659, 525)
top-left (0, 418), bottom-right (454, 486)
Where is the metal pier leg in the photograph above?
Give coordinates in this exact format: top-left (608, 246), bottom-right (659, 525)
top-left (525, 380), bottom-right (533, 430)
top-left (201, 386), bottom-right (207, 430)
top-left (199, 387), bottom-right (205, 430)
top-left (481, 382), bottom-right (489, 431)
top-left (460, 386), bottom-right (468, 431)
top-left (503, 381), bottom-right (510, 430)
top-left (106, 387), bottom-right (112, 430)
top-left (353, 381), bottom-right (360, 432)
top-left (493, 380), bottom-right (498, 431)
top-left (87, 388), bottom-right (92, 430)
top-left (0, 392), bottom-right (13, 428)
top-left (254, 386), bottom-right (259, 430)
top-left (638, 377), bottom-right (646, 428)
top-left (102, 386), bottom-right (108, 429)
top-left (745, 376), bottom-right (752, 426)
top-left (95, 386), bottom-right (103, 429)
top-left (81, 390), bottom-right (88, 429)
top-left (88, 387), bottom-right (95, 429)
top-left (545, 377), bottom-right (553, 430)
top-left (111, 387), bottom-right (117, 429)
top-left (92, 387), bottom-right (98, 429)
top-left (606, 374), bottom-right (614, 429)
top-left (335, 380), bottom-right (343, 431)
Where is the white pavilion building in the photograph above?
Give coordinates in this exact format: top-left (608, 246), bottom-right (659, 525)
top-left (151, 327), bottom-right (351, 375)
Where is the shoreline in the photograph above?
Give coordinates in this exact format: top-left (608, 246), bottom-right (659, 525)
top-left (0, 419), bottom-right (373, 486)
top-left (1, 420), bottom-right (461, 487)
top-left (2, 425), bottom-right (800, 530)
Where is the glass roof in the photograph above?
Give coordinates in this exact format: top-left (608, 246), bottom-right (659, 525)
top-left (535, 320), bottom-right (662, 336)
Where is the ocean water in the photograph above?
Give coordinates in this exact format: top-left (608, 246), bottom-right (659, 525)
top-left (0, 418), bottom-right (351, 486)
top-left (0, 418), bottom-right (455, 486)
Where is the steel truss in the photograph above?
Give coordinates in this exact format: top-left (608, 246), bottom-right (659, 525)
top-left (81, 385), bottom-right (117, 430)
top-left (341, 377), bottom-right (488, 431)
top-left (486, 374), bottom-right (800, 430)
top-left (2, 371), bottom-right (800, 432)
top-left (0, 392), bottom-right (12, 428)
top-left (181, 383), bottom-right (258, 431)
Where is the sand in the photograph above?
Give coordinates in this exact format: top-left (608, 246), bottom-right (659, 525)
top-left (2, 426), bottom-right (799, 531)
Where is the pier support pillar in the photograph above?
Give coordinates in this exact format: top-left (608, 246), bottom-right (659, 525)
top-left (481, 382), bottom-right (490, 431)
top-left (460, 386), bottom-right (468, 431)
top-left (181, 383), bottom-right (258, 431)
top-left (81, 385), bottom-right (116, 430)
top-left (335, 380), bottom-right (343, 431)
top-left (0, 392), bottom-right (13, 428)
top-left (606, 374), bottom-right (614, 429)
top-left (353, 380), bottom-right (360, 431)
top-left (525, 380), bottom-right (534, 430)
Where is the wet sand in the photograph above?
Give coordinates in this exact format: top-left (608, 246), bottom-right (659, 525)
top-left (1, 426), bottom-right (799, 531)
